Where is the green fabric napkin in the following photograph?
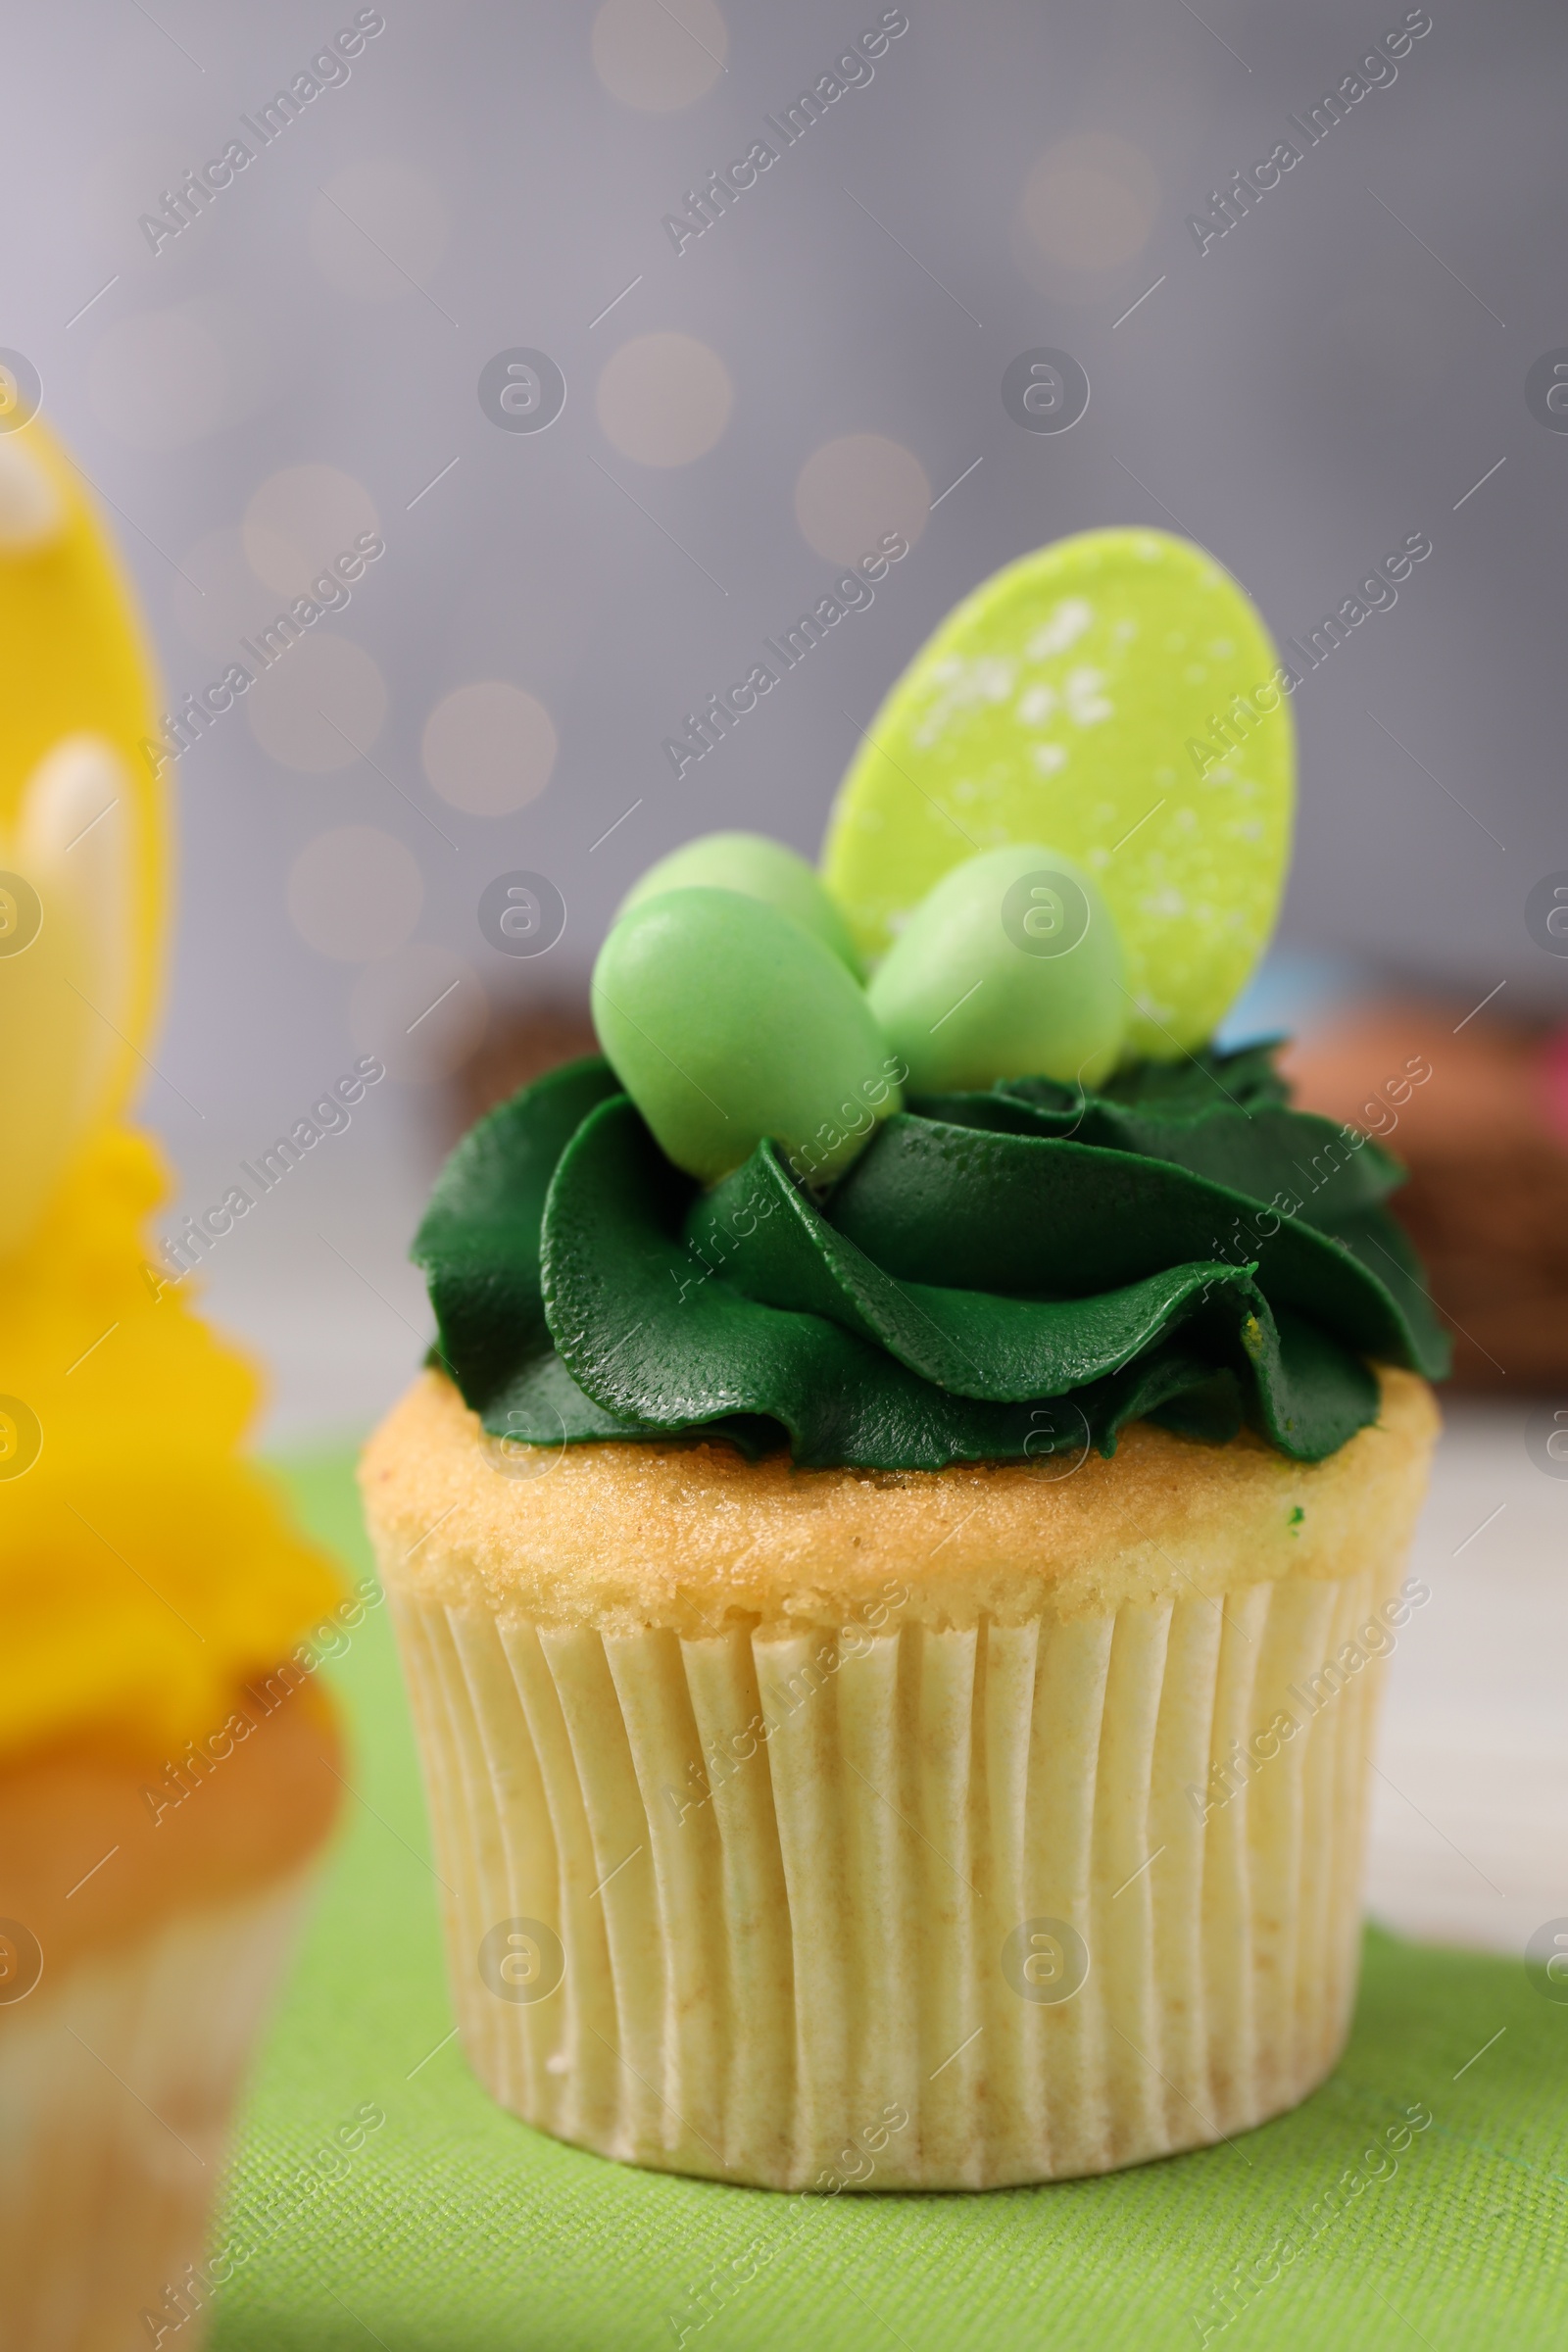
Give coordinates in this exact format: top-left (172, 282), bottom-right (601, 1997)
top-left (208, 1450), bottom-right (1568, 2352)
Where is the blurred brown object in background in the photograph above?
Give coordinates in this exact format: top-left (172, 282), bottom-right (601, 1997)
top-left (452, 996), bottom-right (597, 1137)
top-left (1284, 1001), bottom-right (1568, 1390)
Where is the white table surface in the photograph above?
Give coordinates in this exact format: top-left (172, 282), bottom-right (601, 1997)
top-left (1367, 1395), bottom-right (1568, 1958)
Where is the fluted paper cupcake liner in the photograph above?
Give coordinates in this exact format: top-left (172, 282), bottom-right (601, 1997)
top-left (0, 1872), bottom-right (312, 2351)
top-left (392, 1553), bottom-right (1409, 2190)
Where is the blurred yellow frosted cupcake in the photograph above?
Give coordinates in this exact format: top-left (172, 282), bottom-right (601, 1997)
top-left (0, 420), bottom-right (344, 2345)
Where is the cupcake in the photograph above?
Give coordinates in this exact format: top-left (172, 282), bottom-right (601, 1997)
top-left (362, 528), bottom-right (1446, 2188)
top-left (0, 421), bottom-right (344, 2342)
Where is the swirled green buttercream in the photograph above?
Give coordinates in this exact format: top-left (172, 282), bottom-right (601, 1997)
top-left (414, 1045), bottom-right (1447, 1471)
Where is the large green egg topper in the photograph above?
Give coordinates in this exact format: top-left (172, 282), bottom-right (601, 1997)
top-left (821, 526), bottom-right (1296, 1058)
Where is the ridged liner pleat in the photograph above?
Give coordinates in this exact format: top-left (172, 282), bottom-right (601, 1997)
top-left (0, 1872), bottom-right (310, 2349)
top-left (391, 1556), bottom-right (1397, 2190)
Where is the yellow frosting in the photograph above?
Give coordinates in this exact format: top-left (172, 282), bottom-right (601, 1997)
top-left (0, 417), bottom-right (341, 1771)
top-left (0, 417), bottom-right (168, 1085)
top-left (0, 1130), bottom-right (342, 1767)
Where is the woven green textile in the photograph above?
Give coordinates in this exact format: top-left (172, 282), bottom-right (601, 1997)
top-left (210, 1450), bottom-right (1568, 2351)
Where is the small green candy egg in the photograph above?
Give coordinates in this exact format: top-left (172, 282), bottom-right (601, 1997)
top-left (591, 887), bottom-right (902, 1186)
top-left (867, 843), bottom-right (1126, 1093)
top-left (619, 831), bottom-right (862, 976)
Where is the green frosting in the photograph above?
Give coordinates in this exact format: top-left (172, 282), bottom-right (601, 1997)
top-left (413, 1044), bottom-right (1448, 1472)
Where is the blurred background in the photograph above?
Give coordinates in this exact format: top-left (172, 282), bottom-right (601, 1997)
top-left (6, 0), bottom-right (1565, 1949)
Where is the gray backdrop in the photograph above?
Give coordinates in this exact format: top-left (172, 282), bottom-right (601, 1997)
top-left (10, 0), bottom-right (1563, 1433)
